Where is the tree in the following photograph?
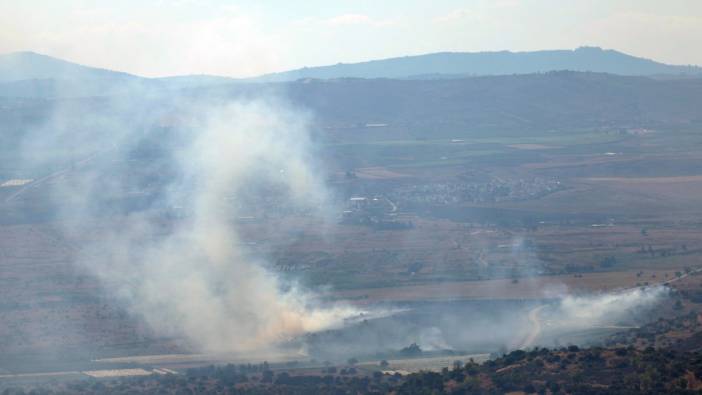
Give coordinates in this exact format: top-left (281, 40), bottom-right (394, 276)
top-left (400, 343), bottom-right (422, 356)
top-left (679, 378), bottom-right (689, 389)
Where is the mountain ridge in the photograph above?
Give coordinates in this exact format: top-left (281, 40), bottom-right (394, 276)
top-left (254, 47), bottom-right (702, 81)
top-left (1, 47), bottom-right (701, 98)
top-left (0, 51), bottom-right (140, 82)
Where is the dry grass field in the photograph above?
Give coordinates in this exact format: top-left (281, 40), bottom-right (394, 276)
top-left (329, 270), bottom-right (682, 304)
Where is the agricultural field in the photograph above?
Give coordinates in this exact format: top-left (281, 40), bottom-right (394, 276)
top-left (2, 73), bottom-right (702, 385)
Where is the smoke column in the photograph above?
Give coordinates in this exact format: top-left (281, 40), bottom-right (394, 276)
top-left (46, 96), bottom-right (360, 353)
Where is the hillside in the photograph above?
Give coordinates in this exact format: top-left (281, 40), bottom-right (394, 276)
top-left (2, 48), bottom-right (702, 98)
top-left (0, 51), bottom-right (139, 82)
top-left (9, 347), bottom-right (702, 394)
top-left (264, 72), bottom-right (702, 135)
top-left (4, 71), bottom-right (702, 137)
top-left (0, 52), bottom-right (239, 98)
top-left (255, 47), bottom-right (702, 81)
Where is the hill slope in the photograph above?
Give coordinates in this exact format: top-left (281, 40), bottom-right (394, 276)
top-left (0, 51), bottom-right (140, 82)
top-left (0, 52), bottom-right (241, 97)
top-left (2, 49), bottom-right (701, 98)
top-left (277, 72), bottom-right (702, 134)
top-left (255, 47), bottom-right (702, 81)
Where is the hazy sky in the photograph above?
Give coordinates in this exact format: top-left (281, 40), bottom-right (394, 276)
top-left (1, 0), bottom-right (701, 77)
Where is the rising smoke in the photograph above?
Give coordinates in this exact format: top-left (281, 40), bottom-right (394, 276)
top-left (14, 84), bottom-right (670, 360)
top-left (25, 93), bottom-right (362, 353)
top-left (553, 285), bottom-right (668, 329)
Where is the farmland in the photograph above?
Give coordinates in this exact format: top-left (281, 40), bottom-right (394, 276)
top-left (2, 72), bottom-right (702, 384)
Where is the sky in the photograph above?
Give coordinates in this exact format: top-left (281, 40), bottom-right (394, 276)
top-left (1, 0), bottom-right (701, 78)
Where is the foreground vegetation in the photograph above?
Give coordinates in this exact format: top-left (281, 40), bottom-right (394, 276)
top-left (5, 346), bottom-right (702, 394)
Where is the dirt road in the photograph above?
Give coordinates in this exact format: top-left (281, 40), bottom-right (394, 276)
top-left (4, 145), bottom-right (115, 204)
top-left (517, 305), bottom-right (545, 349)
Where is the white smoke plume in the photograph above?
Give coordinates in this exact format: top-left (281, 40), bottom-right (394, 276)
top-left (554, 285), bottom-right (668, 328)
top-left (38, 96), bottom-right (362, 353)
top-left (12, 91), bottom-right (671, 358)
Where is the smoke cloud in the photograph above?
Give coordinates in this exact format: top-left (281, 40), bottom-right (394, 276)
top-left (10, 88), bottom-right (671, 361)
top-left (23, 93), bottom-right (362, 354)
top-left (553, 285), bottom-right (667, 329)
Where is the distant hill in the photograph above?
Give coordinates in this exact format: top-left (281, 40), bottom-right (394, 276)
top-left (1, 48), bottom-right (701, 98)
top-left (0, 52), bottom-right (239, 98)
top-left (254, 47), bottom-right (702, 81)
top-left (155, 74), bottom-right (240, 89)
top-left (0, 51), bottom-right (147, 98)
top-left (3, 71), bottom-right (702, 161)
top-left (173, 71), bottom-right (702, 140)
top-left (0, 51), bottom-right (140, 82)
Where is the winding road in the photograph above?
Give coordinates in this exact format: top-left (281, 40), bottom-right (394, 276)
top-left (517, 305), bottom-right (545, 349)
